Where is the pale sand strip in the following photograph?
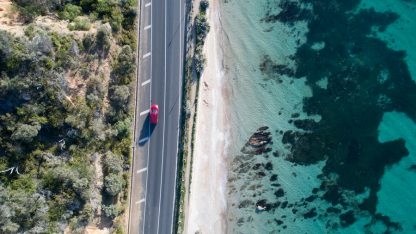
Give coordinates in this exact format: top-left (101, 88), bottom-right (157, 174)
top-left (186, 0), bottom-right (229, 233)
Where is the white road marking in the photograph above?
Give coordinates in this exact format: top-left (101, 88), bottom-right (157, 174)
top-left (143, 52), bottom-right (151, 58)
top-left (137, 167), bottom-right (147, 174)
top-left (140, 109), bottom-right (150, 116)
top-left (145, 2), bottom-right (151, 7)
top-left (144, 25), bottom-right (151, 30)
top-left (142, 0), bottom-right (153, 231)
top-left (138, 137), bottom-right (149, 144)
top-left (142, 79), bottom-right (151, 86)
top-left (136, 199), bottom-right (145, 204)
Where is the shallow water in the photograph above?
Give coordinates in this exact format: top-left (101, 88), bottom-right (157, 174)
top-left (221, 0), bottom-right (416, 233)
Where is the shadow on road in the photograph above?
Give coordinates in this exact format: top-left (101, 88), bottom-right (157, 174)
top-left (138, 114), bottom-right (156, 146)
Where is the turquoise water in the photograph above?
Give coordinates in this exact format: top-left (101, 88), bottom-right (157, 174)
top-left (221, 0), bottom-right (416, 233)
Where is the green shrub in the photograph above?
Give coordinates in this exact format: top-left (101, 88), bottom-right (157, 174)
top-left (68, 17), bottom-right (92, 31)
top-left (102, 204), bottom-right (121, 218)
top-left (200, 0), bottom-right (209, 13)
top-left (96, 25), bottom-right (112, 57)
top-left (104, 173), bottom-right (123, 196)
top-left (110, 7), bottom-right (123, 32)
top-left (104, 151), bottom-right (123, 175)
top-left (59, 4), bottom-right (82, 21)
top-left (82, 34), bottom-right (94, 51)
top-left (24, 24), bottom-right (36, 39)
top-left (195, 13), bottom-right (210, 44)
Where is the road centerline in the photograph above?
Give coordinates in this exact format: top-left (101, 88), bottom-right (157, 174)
top-left (156, 0), bottom-right (168, 232)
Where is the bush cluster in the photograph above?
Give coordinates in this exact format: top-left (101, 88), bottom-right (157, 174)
top-left (0, 0), bottom-right (137, 228)
top-left (193, 0), bottom-right (210, 76)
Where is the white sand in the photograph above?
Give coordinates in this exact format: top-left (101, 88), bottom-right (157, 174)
top-left (186, 0), bottom-right (229, 233)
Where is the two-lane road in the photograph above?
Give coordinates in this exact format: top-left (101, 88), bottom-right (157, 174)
top-left (128, 0), bottom-right (185, 233)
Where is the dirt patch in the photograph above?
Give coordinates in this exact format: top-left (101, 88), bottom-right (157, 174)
top-left (0, 0), bottom-right (24, 36)
top-left (83, 225), bottom-right (110, 234)
top-left (35, 16), bottom-right (99, 39)
top-left (0, 0), bottom-right (99, 38)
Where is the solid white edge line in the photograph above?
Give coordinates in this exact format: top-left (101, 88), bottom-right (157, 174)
top-left (142, 79), bottom-right (151, 86)
top-left (138, 137), bottom-right (149, 144)
top-left (127, 0), bottom-right (143, 232)
top-left (156, 0), bottom-right (168, 232)
top-left (140, 109), bottom-right (150, 116)
top-left (145, 2), bottom-right (151, 7)
top-left (144, 25), bottom-right (151, 30)
top-left (137, 167), bottom-right (147, 174)
top-left (143, 52), bottom-right (151, 58)
top-left (170, 0), bottom-right (183, 231)
top-left (141, 0), bottom-right (153, 232)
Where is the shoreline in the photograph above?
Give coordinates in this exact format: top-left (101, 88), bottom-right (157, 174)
top-left (186, 0), bottom-right (230, 233)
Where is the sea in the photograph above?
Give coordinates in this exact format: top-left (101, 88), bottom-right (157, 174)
top-left (220, 0), bottom-right (416, 233)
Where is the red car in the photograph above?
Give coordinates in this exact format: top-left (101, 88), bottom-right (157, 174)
top-left (150, 104), bottom-right (159, 124)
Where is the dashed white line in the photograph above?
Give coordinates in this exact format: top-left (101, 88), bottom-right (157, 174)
top-left (136, 199), bottom-right (145, 204)
top-left (140, 109), bottom-right (150, 116)
top-left (141, 0), bottom-right (153, 230)
top-left (143, 52), bottom-right (151, 58)
top-left (142, 79), bottom-right (151, 86)
top-left (138, 137), bottom-right (149, 144)
top-left (144, 25), bottom-right (151, 30)
top-left (137, 168), bottom-right (147, 174)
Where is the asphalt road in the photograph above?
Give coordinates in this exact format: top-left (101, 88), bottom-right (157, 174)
top-left (128, 0), bottom-right (185, 233)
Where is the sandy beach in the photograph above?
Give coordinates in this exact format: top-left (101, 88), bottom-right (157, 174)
top-left (185, 0), bottom-right (229, 233)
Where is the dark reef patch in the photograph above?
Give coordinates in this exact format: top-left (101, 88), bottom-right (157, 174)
top-left (340, 210), bottom-right (356, 227)
top-left (258, 0), bottom-right (416, 231)
top-left (274, 188), bottom-right (285, 198)
top-left (261, 0), bottom-right (313, 25)
top-left (303, 208), bottom-right (317, 219)
top-left (408, 164), bottom-right (416, 172)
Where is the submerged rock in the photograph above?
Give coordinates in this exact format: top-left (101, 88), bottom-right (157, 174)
top-left (241, 127), bottom-right (273, 155)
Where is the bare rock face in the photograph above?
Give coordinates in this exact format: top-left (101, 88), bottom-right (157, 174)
top-left (241, 126), bottom-right (272, 155)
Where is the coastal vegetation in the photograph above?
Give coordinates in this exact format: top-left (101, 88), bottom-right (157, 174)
top-left (176, 0), bottom-right (209, 233)
top-left (0, 0), bottom-right (137, 232)
top-left (193, 0), bottom-right (209, 76)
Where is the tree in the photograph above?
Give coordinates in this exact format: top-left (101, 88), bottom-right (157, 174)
top-left (59, 4), bottom-right (82, 21)
top-left (86, 76), bottom-right (105, 108)
top-left (104, 173), bottom-right (123, 196)
top-left (195, 13), bottom-right (210, 43)
top-left (113, 117), bottom-right (131, 138)
top-left (109, 85), bottom-right (130, 106)
top-left (11, 123), bottom-right (40, 142)
top-left (0, 185), bottom-right (49, 233)
top-left (103, 151), bottom-right (123, 175)
top-left (102, 204), bottom-right (120, 218)
top-left (200, 0), bottom-right (209, 13)
top-left (96, 24), bottom-right (112, 58)
top-left (113, 45), bottom-right (134, 84)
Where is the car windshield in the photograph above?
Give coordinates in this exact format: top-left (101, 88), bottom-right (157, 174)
top-left (152, 108), bottom-right (158, 113)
